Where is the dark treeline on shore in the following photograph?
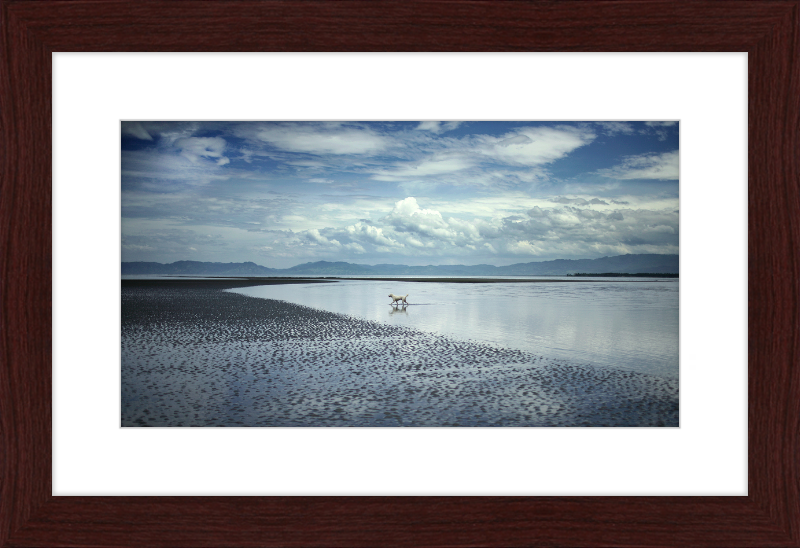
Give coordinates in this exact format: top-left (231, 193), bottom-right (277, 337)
top-left (122, 253), bottom-right (679, 277)
top-left (568, 272), bottom-right (678, 278)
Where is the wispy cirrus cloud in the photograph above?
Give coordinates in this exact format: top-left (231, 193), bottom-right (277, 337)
top-left (480, 126), bottom-right (596, 167)
top-left (174, 136), bottom-right (229, 165)
top-left (366, 125), bottom-right (595, 186)
top-left (416, 121), bottom-right (463, 133)
top-left (551, 196), bottom-right (609, 206)
top-left (597, 151), bottom-right (679, 180)
top-left (235, 122), bottom-right (390, 155)
top-left (371, 155), bottom-right (475, 181)
top-left (595, 121), bottom-right (635, 135)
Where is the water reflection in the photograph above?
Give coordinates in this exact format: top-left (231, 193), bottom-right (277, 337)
top-left (229, 280), bottom-right (679, 379)
top-left (389, 304), bottom-right (408, 315)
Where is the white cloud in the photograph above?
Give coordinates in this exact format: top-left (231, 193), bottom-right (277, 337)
top-left (641, 121), bottom-right (678, 141)
top-left (416, 121), bottom-right (462, 133)
top-left (344, 222), bottom-right (400, 248)
top-left (305, 228), bottom-right (341, 248)
top-left (518, 205), bottom-right (679, 252)
top-left (596, 122), bottom-right (635, 135)
top-left (174, 137), bottom-right (228, 164)
top-left (506, 239), bottom-right (545, 255)
top-left (481, 126), bottom-right (596, 167)
top-left (122, 150), bottom-right (232, 187)
top-left (241, 123), bottom-right (388, 155)
top-left (551, 196), bottom-right (609, 206)
top-left (122, 121), bottom-right (201, 146)
top-left (597, 151), bottom-right (679, 180)
top-left (121, 243), bottom-right (154, 251)
top-left (366, 125), bottom-right (594, 186)
top-left (383, 197), bottom-right (462, 243)
top-left (372, 155), bottom-right (474, 181)
top-left (343, 242), bottom-right (366, 253)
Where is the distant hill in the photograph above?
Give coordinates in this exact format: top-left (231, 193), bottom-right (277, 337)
top-left (497, 254), bottom-right (679, 275)
top-left (122, 254), bottom-right (678, 276)
top-left (283, 261), bottom-right (377, 275)
top-left (121, 260), bottom-right (278, 276)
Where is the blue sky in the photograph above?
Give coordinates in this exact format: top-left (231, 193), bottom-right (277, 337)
top-left (121, 121), bottom-right (678, 268)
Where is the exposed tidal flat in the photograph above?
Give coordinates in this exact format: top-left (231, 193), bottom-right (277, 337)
top-left (121, 278), bottom-right (679, 427)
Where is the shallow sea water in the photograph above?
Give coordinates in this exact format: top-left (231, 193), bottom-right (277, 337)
top-left (229, 279), bottom-right (679, 379)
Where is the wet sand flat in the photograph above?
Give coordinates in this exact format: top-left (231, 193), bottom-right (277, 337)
top-left (121, 280), bottom-right (679, 427)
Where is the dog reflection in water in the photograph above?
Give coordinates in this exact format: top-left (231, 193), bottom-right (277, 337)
top-left (389, 304), bottom-right (408, 315)
top-left (388, 293), bottom-right (408, 305)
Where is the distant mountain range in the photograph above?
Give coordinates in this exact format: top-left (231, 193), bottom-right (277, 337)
top-left (122, 254), bottom-right (678, 276)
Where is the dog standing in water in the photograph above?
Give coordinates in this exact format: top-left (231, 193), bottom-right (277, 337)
top-left (388, 293), bottom-right (408, 305)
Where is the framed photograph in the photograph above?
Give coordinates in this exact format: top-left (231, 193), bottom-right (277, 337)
top-left (3, 1), bottom-right (798, 546)
top-left (120, 119), bottom-right (681, 429)
top-left (59, 52), bottom-right (743, 499)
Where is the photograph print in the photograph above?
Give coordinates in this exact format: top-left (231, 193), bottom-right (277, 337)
top-left (121, 121), bottom-right (679, 427)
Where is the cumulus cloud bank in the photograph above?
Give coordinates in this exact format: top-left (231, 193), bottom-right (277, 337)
top-left (282, 196), bottom-right (677, 264)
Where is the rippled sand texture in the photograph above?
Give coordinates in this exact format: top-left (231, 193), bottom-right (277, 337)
top-left (122, 283), bottom-right (679, 427)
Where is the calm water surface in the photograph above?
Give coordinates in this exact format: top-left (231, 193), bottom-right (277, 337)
top-left (228, 280), bottom-right (679, 378)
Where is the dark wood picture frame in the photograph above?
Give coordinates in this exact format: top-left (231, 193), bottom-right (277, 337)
top-left (1, 1), bottom-right (798, 546)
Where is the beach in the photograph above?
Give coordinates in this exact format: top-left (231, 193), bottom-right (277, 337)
top-left (122, 279), bottom-right (679, 427)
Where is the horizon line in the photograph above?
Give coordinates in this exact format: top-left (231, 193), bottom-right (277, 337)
top-left (121, 252), bottom-right (679, 270)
